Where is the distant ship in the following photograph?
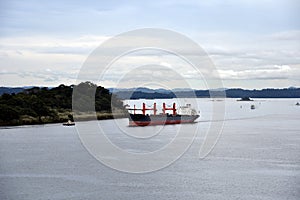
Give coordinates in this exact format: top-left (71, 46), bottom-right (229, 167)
top-left (127, 103), bottom-right (199, 126)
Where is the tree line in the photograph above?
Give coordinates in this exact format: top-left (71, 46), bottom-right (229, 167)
top-left (0, 82), bottom-right (124, 126)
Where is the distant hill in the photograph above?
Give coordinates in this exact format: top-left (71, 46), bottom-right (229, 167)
top-left (108, 87), bottom-right (171, 94)
top-left (0, 87), bottom-right (27, 95)
top-left (2, 86), bottom-right (300, 99)
top-left (111, 87), bottom-right (300, 99)
top-left (224, 88), bottom-right (300, 98)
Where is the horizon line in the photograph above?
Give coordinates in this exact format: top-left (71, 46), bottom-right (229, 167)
top-left (0, 84), bottom-right (299, 91)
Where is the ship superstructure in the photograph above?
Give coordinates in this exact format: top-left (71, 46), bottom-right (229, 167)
top-left (127, 103), bottom-right (199, 126)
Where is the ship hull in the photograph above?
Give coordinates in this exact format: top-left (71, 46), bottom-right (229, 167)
top-left (129, 114), bottom-right (199, 126)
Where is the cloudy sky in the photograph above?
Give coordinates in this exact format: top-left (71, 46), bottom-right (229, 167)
top-left (0, 0), bottom-right (299, 89)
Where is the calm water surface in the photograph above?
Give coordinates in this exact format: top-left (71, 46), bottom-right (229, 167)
top-left (0, 98), bottom-right (299, 200)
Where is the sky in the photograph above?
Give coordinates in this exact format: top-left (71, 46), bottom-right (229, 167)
top-left (0, 0), bottom-right (299, 89)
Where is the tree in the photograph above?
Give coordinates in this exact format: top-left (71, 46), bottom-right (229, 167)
top-left (0, 104), bottom-right (19, 121)
top-left (30, 96), bottom-right (51, 123)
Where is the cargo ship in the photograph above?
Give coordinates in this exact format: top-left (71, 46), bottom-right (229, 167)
top-left (127, 103), bottom-right (199, 126)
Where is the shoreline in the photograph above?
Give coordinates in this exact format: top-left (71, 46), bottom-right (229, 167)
top-left (0, 112), bottom-right (128, 127)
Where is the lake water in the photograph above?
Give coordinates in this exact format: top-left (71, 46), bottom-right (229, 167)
top-left (1, 98), bottom-right (300, 200)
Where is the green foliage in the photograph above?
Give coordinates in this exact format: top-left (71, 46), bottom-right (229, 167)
top-left (0, 82), bottom-right (124, 125)
top-left (0, 104), bottom-right (19, 121)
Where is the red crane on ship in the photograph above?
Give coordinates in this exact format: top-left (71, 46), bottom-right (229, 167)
top-left (128, 102), bottom-right (177, 116)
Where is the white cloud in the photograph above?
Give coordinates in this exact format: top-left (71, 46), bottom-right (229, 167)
top-left (0, 30), bottom-right (300, 88)
top-left (0, 35), bottom-right (109, 55)
top-left (218, 65), bottom-right (292, 80)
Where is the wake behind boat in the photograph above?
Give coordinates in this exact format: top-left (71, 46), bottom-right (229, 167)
top-left (127, 103), bottom-right (199, 126)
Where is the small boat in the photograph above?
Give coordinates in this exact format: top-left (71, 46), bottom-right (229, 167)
top-left (296, 102), bottom-right (300, 106)
top-left (237, 97), bottom-right (253, 101)
top-left (251, 105), bottom-right (255, 110)
top-left (63, 120), bottom-right (75, 126)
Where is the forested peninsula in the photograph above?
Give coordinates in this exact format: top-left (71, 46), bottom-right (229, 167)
top-left (0, 82), bottom-right (126, 126)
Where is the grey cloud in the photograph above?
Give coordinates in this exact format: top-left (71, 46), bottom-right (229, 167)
top-left (14, 68), bottom-right (78, 83)
top-left (36, 47), bottom-right (92, 55)
top-left (269, 31), bottom-right (300, 41)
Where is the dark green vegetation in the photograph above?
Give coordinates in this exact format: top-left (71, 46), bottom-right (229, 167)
top-left (0, 82), bottom-right (126, 126)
